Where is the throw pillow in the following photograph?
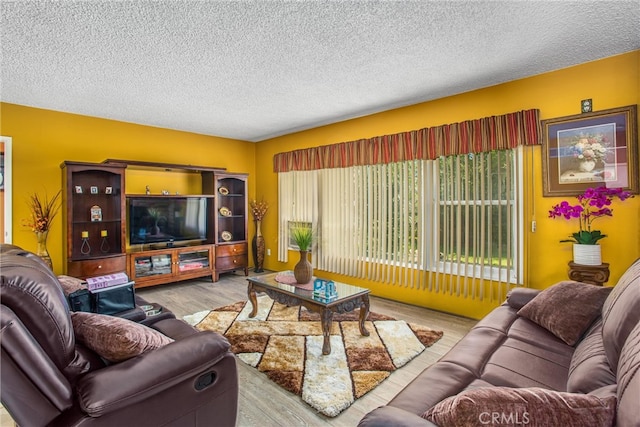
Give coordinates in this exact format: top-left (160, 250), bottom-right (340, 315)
top-left (422, 387), bottom-right (616, 427)
top-left (517, 281), bottom-right (611, 345)
top-left (71, 311), bottom-right (173, 362)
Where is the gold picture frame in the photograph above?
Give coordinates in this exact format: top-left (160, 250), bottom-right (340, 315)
top-left (541, 105), bottom-right (638, 197)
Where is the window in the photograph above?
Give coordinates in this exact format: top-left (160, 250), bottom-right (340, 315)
top-left (435, 149), bottom-right (522, 283)
top-left (277, 170), bottom-right (316, 262)
top-left (278, 148), bottom-right (523, 285)
top-left (287, 221), bottom-right (312, 250)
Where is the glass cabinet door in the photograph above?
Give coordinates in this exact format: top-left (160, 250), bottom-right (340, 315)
top-left (132, 252), bottom-right (173, 278)
top-left (216, 176), bottom-right (247, 243)
top-left (178, 248), bottom-right (210, 272)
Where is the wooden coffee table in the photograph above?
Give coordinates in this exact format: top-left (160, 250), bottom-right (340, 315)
top-left (247, 271), bottom-right (370, 355)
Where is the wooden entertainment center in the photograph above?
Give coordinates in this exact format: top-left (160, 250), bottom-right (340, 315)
top-left (61, 160), bottom-right (249, 288)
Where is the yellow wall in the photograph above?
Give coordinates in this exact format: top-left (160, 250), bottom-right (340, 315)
top-left (0, 104), bottom-right (256, 270)
top-left (256, 50), bottom-right (640, 319)
top-left (2, 50), bottom-right (638, 319)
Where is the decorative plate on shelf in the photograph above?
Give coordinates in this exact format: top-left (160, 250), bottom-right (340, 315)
top-left (219, 207), bottom-right (232, 217)
top-left (218, 186), bottom-right (229, 195)
top-left (221, 231), bottom-right (233, 241)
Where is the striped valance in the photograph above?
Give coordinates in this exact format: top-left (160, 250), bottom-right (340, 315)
top-left (273, 109), bottom-right (541, 172)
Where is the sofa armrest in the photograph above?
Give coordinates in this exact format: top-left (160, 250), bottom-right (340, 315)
top-left (358, 406), bottom-right (437, 427)
top-left (76, 331), bottom-right (233, 417)
top-left (113, 306), bottom-right (146, 322)
top-left (506, 287), bottom-right (541, 309)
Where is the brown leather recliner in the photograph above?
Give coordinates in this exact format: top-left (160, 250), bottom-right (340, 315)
top-left (0, 245), bottom-right (239, 427)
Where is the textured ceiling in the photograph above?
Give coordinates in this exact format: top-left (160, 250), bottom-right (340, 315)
top-left (1, 1), bottom-right (639, 142)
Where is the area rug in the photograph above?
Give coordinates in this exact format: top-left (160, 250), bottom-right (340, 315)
top-left (183, 295), bottom-right (443, 417)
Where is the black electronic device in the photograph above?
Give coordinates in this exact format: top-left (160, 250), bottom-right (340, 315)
top-left (127, 196), bottom-right (209, 245)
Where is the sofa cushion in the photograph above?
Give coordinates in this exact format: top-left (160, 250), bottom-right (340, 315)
top-left (481, 337), bottom-right (572, 391)
top-left (567, 318), bottom-right (615, 393)
top-left (422, 387), bottom-right (616, 427)
top-left (71, 311), bottom-right (174, 362)
top-left (616, 321), bottom-right (640, 427)
top-left (517, 281), bottom-right (611, 346)
top-left (601, 258), bottom-right (640, 371)
top-left (507, 317), bottom-right (575, 355)
top-left (387, 361), bottom-right (481, 416)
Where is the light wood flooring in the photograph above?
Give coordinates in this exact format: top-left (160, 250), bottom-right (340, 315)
top-left (0, 270), bottom-right (477, 427)
top-left (138, 270), bottom-right (477, 427)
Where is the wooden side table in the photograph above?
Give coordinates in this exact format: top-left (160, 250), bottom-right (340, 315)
top-left (568, 262), bottom-right (610, 286)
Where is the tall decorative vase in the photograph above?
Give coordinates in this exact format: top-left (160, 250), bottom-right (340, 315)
top-left (35, 230), bottom-right (53, 270)
top-left (573, 244), bottom-right (602, 266)
top-left (294, 250), bottom-right (313, 284)
top-left (251, 235), bottom-right (258, 271)
top-left (253, 220), bottom-right (265, 273)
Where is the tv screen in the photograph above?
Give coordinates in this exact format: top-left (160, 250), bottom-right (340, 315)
top-left (128, 197), bottom-right (208, 245)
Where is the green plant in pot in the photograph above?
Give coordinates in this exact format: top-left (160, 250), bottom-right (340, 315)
top-left (291, 222), bottom-right (313, 284)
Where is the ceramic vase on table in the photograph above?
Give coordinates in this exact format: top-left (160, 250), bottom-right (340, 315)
top-left (294, 250), bottom-right (313, 284)
top-left (35, 230), bottom-right (53, 270)
top-left (253, 220), bottom-right (265, 273)
top-left (573, 243), bottom-right (602, 266)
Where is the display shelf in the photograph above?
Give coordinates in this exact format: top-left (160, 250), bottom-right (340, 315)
top-left (202, 172), bottom-right (249, 278)
top-left (61, 161), bottom-right (126, 278)
top-left (91, 159), bottom-right (249, 286)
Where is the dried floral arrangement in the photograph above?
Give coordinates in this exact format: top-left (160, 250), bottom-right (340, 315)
top-left (22, 190), bottom-right (62, 233)
top-left (250, 198), bottom-right (269, 221)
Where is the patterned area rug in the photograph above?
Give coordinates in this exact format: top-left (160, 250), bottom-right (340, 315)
top-left (184, 295), bottom-right (443, 417)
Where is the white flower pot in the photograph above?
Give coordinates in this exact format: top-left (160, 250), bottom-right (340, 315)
top-left (573, 244), bottom-right (602, 266)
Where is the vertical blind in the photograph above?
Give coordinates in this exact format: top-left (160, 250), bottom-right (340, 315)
top-left (277, 171), bottom-right (316, 262)
top-left (279, 149), bottom-right (521, 300)
top-left (434, 149), bottom-right (522, 301)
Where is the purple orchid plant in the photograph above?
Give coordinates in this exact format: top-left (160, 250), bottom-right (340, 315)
top-left (549, 187), bottom-right (633, 245)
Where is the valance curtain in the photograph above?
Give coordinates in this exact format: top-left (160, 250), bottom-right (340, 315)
top-left (273, 109), bottom-right (540, 172)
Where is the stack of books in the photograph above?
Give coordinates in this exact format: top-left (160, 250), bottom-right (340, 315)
top-left (85, 272), bottom-right (132, 292)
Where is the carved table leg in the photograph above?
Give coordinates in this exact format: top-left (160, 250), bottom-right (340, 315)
top-left (359, 294), bottom-right (370, 337)
top-left (247, 282), bottom-right (258, 317)
top-left (321, 308), bottom-right (333, 355)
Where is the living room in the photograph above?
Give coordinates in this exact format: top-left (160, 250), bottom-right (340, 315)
top-left (3, 51), bottom-right (639, 317)
top-left (2, 2), bottom-right (640, 426)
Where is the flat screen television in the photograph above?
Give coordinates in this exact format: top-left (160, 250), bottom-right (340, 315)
top-left (128, 196), bottom-right (208, 245)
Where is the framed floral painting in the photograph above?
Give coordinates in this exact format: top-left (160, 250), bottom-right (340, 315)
top-left (541, 104), bottom-right (638, 196)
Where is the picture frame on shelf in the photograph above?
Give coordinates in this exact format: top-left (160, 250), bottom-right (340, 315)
top-left (105, 186), bottom-right (113, 194)
top-left (541, 104), bottom-right (638, 197)
top-left (90, 205), bottom-right (102, 222)
top-left (75, 185), bottom-right (83, 194)
top-left (90, 186), bottom-right (99, 194)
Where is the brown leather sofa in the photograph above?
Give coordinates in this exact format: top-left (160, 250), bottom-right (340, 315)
top-left (0, 244), bottom-right (239, 426)
top-left (359, 259), bottom-right (640, 427)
